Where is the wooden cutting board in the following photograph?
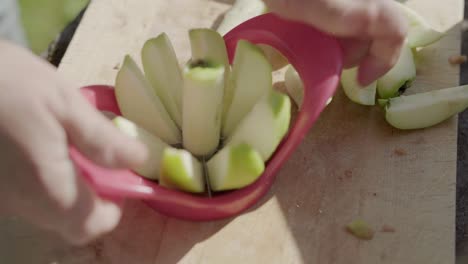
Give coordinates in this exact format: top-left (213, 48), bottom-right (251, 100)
top-left (0, 0), bottom-right (463, 263)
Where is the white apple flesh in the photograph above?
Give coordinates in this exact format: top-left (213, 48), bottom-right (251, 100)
top-left (383, 85), bottom-right (468, 129)
top-left (377, 44), bottom-right (416, 99)
top-left (284, 65), bottom-right (304, 107)
top-left (225, 90), bottom-right (291, 161)
top-left (182, 63), bottom-right (225, 157)
top-left (395, 2), bottom-right (444, 48)
top-left (141, 33), bottom-right (183, 128)
top-left (341, 67), bottom-right (377, 106)
top-left (159, 147), bottom-right (205, 193)
top-left (216, 0), bottom-right (267, 36)
top-left (206, 143), bottom-right (265, 191)
top-left (222, 40), bottom-right (272, 138)
top-left (114, 55), bottom-right (181, 144)
top-left (112, 116), bottom-right (168, 180)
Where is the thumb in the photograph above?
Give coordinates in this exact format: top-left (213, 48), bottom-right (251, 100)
top-left (57, 88), bottom-right (148, 169)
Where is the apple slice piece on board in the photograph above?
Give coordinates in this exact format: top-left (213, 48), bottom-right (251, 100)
top-left (141, 33), bottom-right (183, 128)
top-left (382, 85), bottom-right (468, 130)
top-left (284, 65), bottom-right (304, 107)
top-left (112, 116), bottom-right (168, 180)
top-left (395, 2), bottom-right (444, 48)
top-left (225, 90), bottom-right (291, 162)
top-left (222, 40), bottom-right (273, 138)
top-left (189, 28), bottom-right (230, 76)
top-left (377, 44), bottom-right (416, 99)
top-left (182, 62), bottom-right (225, 157)
top-left (159, 147), bottom-right (205, 193)
top-left (216, 0), bottom-right (268, 36)
top-left (341, 67), bottom-right (377, 106)
top-left (206, 143), bottom-right (265, 191)
top-left (114, 55), bottom-right (181, 145)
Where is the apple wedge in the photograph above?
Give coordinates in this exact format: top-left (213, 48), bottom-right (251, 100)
top-left (222, 40), bottom-right (273, 138)
top-left (182, 62), bottom-right (225, 157)
top-left (159, 147), bottom-right (205, 193)
top-left (188, 28), bottom-right (230, 76)
top-left (114, 55), bottom-right (181, 144)
top-left (141, 33), bottom-right (183, 128)
top-left (216, 0), bottom-right (267, 36)
top-left (377, 44), bottom-right (416, 99)
top-left (206, 143), bottom-right (265, 191)
top-left (382, 85), bottom-right (468, 130)
top-left (395, 2), bottom-right (444, 48)
top-left (341, 67), bottom-right (377, 106)
top-left (284, 65), bottom-right (304, 107)
top-left (112, 116), bottom-right (168, 180)
top-left (225, 90), bottom-right (291, 161)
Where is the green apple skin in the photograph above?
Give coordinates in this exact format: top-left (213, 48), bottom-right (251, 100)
top-left (114, 55), bottom-right (181, 145)
top-left (182, 63), bottom-right (225, 157)
top-left (225, 90), bottom-right (291, 162)
top-left (383, 85), bottom-right (468, 130)
top-left (159, 147), bottom-right (205, 193)
top-left (222, 40), bottom-right (272, 138)
top-left (216, 0), bottom-right (267, 36)
top-left (377, 44), bottom-right (416, 99)
top-left (206, 143), bottom-right (265, 191)
top-left (112, 116), bottom-right (168, 180)
top-left (284, 65), bottom-right (304, 107)
top-left (341, 67), bottom-right (377, 106)
top-left (395, 2), bottom-right (444, 48)
top-left (188, 28), bottom-right (230, 76)
top-left (141, 33), bottom-right (183, 128)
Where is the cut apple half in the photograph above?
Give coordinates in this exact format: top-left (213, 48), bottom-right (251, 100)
top-left (222, 39), bottom-right (272, 138)
top-left (182, 61), bottom-right (225, 157)
top-left (225, 90), bottom-right (291, 162)
top-left (141, 33), bottom-right (183, 128)
top-left (341, 67), bottom-right (377, 106)
top-left (395, 2), bottom-right (444, 48)
top-left (382, 85), bottom-right (468, 129)
top-left (112, 116), bottom-right (168, 180)
top-left (159, 147), bottom-right (205, 193)
top-left (377, 44), bottom-right (416, 99)
top-left (114, 55), bottom-right (181, 144)
top-left (207, 143), bottom-right (265, 191)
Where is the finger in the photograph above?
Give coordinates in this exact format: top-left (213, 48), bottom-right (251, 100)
top-left (357, 37), bottom-right (404, 86)
top-left (58, 164), bottom-right (123, 245)
top-left (57, 88), bottom-right (148, 169)
top-left (338, 38), bottom-right (371, 69)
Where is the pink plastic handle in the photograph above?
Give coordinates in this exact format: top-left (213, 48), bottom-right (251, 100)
top-left (69, 13), bottom-right (343, 221)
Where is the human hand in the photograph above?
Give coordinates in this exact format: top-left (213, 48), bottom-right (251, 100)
top-left (0, 40), bottom-right (148, 245)
top-left (263, 0), bottom-right (408, 86)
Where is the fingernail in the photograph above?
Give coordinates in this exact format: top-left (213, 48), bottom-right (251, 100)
top-left (357, 58), bottom-right (390, 86)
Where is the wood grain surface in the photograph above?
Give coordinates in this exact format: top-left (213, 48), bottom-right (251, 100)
top-left (0, 0), bottom-right (463, 263)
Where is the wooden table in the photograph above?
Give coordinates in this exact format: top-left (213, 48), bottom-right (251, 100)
top-left (0, 0), bottom-right (463, 263)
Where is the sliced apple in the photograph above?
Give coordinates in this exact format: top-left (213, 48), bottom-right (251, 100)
top-left (188, 28), bottom-right (230, 75)
top-left (341, 67), bottom-right (377, 106)
top-left (112, 116), bottom-right (167, 180)
top-left (141, 33), bottom-right (183, 128)
top-left (395, 2), bottom-right (444, 48)
top-left (382, 85), bottom-right (468, 130)
top-left (159, 147), bottom-right (205, 193)
top-left (114, 55), bottom-right (181, 144)
top-left (222, 40), bottom-right (272, 138)
top-left (284, 65), bottom-right (304, 107)
top-left (206, 143), bottom-right (265, 191)
top-left (225, 90), bottom-right (291, 161)
top-left (377, 44), bottom-right (416, 99)
top-left (216, 0), bottom-right (267, 36)
top-left (182, 62), bottom-right (225, 157)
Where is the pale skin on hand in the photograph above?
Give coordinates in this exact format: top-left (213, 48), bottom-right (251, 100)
top-left (263, 0), bottom-right (409, 86)
top-left (0, 40), bottom-right (148, 245)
